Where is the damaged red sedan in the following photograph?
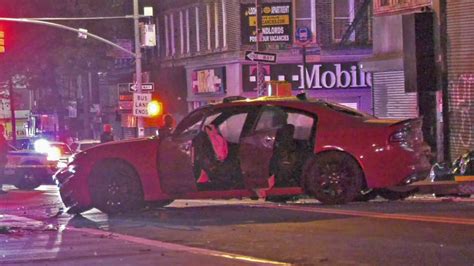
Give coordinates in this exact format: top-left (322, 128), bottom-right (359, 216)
top-left (54, 95), bottom-right (431, 214)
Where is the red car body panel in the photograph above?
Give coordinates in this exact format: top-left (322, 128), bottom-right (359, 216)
top-left (54, 97), bottom-right (431, 211)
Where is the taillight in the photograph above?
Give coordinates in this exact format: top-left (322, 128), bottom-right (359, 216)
top-left (389, 130), bottom-right (408, 143)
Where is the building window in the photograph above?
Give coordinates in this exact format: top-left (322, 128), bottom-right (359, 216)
top-left (186, 9), bottom-right (190, 54)
top-left (380, 0), bottom-right (391, 6)
top-left (221, 0), bottom-right (227, 47)
top-left (164, 15), bottom-right (169, 56)
top-left (179, 11), bottom-right (184, 55)
top-left (195, 6), bottom-right (200, 52)
top-left (170, 13), bottom-right (176, 55)
top-left (214, 2), bottom-right (220, 48)
top-left (332, 0), bottom-right (355, 41)
top-left (206, 4), bottom-right (211, 50)
top-left (295, 0), bottom-right (316, 43)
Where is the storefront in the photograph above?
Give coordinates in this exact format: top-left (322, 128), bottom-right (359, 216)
top-left (185, 59), bottom-right (373, 114)
top-left (242, 61), bottom-right (372, 113)
top-left (445, 1), bottom-right (474, 159)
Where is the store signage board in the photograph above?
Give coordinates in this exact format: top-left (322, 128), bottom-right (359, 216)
top-left (241, 3), bottom-right (292, 44)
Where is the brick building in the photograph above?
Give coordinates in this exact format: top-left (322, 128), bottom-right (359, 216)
top-left (150, 0), bottom-right (373, 119)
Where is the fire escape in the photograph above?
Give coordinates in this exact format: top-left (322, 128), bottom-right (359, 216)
top-left (339, 0), bottom-right (372, 47)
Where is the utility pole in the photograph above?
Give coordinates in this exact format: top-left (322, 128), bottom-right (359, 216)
top-left (133, 0), bottom-right (144, 137)
top-left (255, 0), bottom-right (265, 97)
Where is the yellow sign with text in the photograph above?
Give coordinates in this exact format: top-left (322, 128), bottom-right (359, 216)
top-left (249, 15), bottom-right (290, 27)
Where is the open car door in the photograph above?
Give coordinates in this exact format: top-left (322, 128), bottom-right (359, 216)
top-left (157, 109), bottom-right (209, 195)
top-left (238, 106), bottom-right (286, 189)
top-left (239, 105), bottom-right (317, 190)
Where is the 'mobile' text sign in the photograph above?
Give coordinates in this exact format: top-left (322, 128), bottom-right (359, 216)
top-left (133, 93), bottom-right (152, 117)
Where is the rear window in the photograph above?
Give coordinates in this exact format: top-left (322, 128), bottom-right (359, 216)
top-left (323, 101), bottom-right (371, 118)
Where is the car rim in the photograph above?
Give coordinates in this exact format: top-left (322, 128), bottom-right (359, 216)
top-left (104, 171), bottom-right (134, 208)
top-left (91, 162), bottom-right (143, 213)
top-left (24, 171), bottom-right (35, 182)
top-left (317, 162), bottom-right (351, 198)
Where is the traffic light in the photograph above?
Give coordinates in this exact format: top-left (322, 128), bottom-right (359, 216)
top-left (0, 31), bottom-right (5, 53)
top-left (147, 100), bottom-right (163, 117)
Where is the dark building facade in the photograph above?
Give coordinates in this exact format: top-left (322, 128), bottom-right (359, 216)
top-left (153, 0), bottom-right (373, 117)
top-left (362, 0), bottom-right (474, 161)
top-left (443, 0), bottom-right (474, 160)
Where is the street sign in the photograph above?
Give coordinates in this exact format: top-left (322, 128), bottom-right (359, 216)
top-left (129, 82), bottom-right (155, 92)
top-left (133, 93), bottom-right (152, 117)
top-left (295, 26), bottom-right (312, 45)
top-left (305, 46), bottom-right (321, 55)
top-left (245, 51), bottom-right (277, 63)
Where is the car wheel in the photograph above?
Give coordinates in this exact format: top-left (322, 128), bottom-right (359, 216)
top-left (89, 159), bottom-right (144, 214)
top-left (304, 152), bottom-right (364, 205)
top-left (377, 189), bottom-right (414, 201)
top-left (14, 167), bottom-right (43, 190)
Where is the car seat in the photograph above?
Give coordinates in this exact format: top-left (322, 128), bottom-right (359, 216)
top-left (270, 124), bottom-right (298, 186)
top-left (194, 124), bottom-right (242, 189)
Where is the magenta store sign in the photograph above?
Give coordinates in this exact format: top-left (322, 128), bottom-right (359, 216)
top-left (242, 62), bottom-right (372, 92)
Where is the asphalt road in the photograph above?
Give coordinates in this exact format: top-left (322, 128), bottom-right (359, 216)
top-left (0, 185), bottom-right (473, 265)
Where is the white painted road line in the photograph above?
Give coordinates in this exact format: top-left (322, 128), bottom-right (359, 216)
top-left (2, 214), bottom-right (290, 266)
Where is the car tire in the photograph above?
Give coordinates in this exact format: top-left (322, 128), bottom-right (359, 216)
top-left (304, 151), bottom-right (364, 205)
top-left (377, 189), bottom-right (414, 201)
top-left (14, 165), bottom-right (43, 190)
top-left (89, 159), bottom-right (144, 215)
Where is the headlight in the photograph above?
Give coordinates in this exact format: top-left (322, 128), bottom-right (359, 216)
top-left (68, 154), bottom-right (76, 164)
top-left (47, 147), bottom-right (61, 161)
top-left (34, 139), bottom-right (51, 153)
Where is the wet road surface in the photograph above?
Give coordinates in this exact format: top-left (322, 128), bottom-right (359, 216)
top-left (1, 185), bottom-right (473, 265)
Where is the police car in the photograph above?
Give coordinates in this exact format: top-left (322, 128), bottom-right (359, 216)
top-left (3, 139), bottom-right (72, 190)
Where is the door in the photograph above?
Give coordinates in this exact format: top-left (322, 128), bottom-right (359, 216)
top-left (158, 106), bottom-right (257, 194)
top-left (239, 105), bottom-right (317, 189)
top-left (193, 106), bottom-right (257, 191)
top-left (157, 108), bottom-right (208, 195)
top-left (239, 106), bottom-right (288, 188)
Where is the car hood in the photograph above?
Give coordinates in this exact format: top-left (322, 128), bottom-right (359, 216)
top-left (8, 150), bottom-right (46, 156)
top-left (79, 137), bottom-right (158, 157)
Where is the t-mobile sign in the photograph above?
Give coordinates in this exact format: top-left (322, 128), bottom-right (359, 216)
top-left (243, 62), bottom-right (372, 92)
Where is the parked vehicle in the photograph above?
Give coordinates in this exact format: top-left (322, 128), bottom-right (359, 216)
top-left (70, 139), bottom-right (101, 153)
top-left (27, 140), bottom-right (73, 169)
top-left (3, 145), bottom-right (57, 190)
top-left (54, 95), bottom-right (432, 214)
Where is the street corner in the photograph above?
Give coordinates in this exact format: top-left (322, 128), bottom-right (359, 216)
top-left (0, 187), bottom-right (44, 203)
top-left (0, 214), bottom-right (59, 238)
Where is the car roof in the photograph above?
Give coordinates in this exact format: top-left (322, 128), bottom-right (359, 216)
top-left (75, 139), bottom-right (100, 144)
top-left (204, 95), bottom-right (372, 118)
